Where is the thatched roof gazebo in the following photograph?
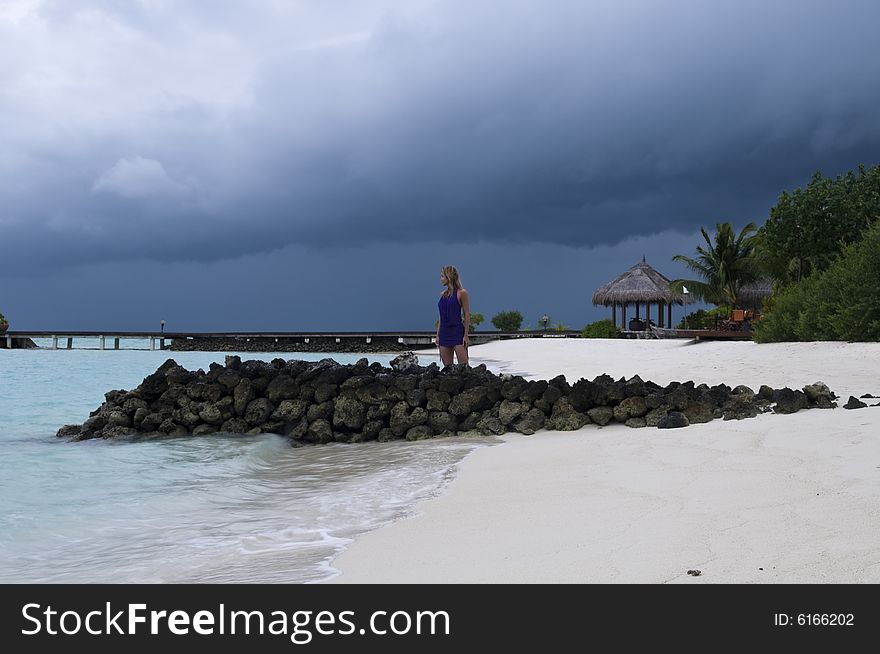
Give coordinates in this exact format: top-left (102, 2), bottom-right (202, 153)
top-left (738, 278), bottom-right (773, 311)
top-left (592, 257), bottom-right (695, 331)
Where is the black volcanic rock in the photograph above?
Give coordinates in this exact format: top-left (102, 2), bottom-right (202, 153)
top-left (56, 353), bottom-right (836, 445)
top-left (657, 411), bottom-right (690, 429)
top-left (844, 396), bottom-right (868, 409)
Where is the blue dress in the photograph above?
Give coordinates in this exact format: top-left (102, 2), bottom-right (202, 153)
top-left (438, 291), bottom-right (465, 347)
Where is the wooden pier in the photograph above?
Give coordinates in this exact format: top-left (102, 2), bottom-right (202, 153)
top-left (2, 330), bottom-right (177, 350)
top-left (1, 330), bottom-right (586, 351)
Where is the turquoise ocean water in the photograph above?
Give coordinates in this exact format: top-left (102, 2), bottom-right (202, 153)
top-left (0, 342), bottom-right (491, 583)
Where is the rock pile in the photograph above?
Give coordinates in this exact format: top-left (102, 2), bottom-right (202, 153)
top-left (56, 354), bottom-right (840, 444)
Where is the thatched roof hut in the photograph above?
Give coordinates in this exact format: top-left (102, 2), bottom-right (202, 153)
top-left (592, 258), bottom-right (691, 307)
top-left (592, 258), bottom-right (694, 331)
top-left (739, 278), bottom-right (773, 310)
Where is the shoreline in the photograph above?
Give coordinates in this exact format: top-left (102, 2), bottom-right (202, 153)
top-left (325, 339), bottom-right (880, 583)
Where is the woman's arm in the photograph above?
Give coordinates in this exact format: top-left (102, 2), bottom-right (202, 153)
top-left (459, 289), bottom-right (470, 345)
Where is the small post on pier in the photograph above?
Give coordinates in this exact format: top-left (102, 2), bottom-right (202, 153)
top-left (114, 338), bottom-right (120, 349)
top-left (52, 335), bottom-right (58, 350)
top-left (160, 338), bottom-right (165, 350)
top-left (150, 337), bottom-right (156, 351)
top-left (5, 335), bottom-right (11, 349)
top-left (100, 335), bottom-right (106, 350)
top-left (66, 337), bottom-right (73, 349)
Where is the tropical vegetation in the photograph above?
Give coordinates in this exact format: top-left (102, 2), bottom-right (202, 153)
top-left (670, 222), bottom-right (761, 309)
top-left (758, 164), bottom-right (880, 285)
top-left (469, 312), bottom-right (485, 332)
top-left (755, 220), bottom-right (880, 342)
top-left (581, 319), bottom-right (619, 338)
top-left (753, 164), bottom-right (880, 342)
top-left (491, 311), bottom-right (523, 332)
top-left (675, 307), bottom-right (729, 330)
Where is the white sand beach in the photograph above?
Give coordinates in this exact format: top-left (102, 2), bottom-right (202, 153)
top-left (327, 338), bottom-right (880, 583)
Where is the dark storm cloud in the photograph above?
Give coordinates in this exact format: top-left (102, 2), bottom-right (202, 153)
top-left (2, 0), bottom-right (880, 274)
top-left (2, 230), bottom-right (701, 331)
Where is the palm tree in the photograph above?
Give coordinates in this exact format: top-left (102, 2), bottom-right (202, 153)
top-left (670, 222), bottom-right (760, 309)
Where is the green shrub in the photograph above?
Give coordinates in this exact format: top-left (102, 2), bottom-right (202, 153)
top-left (469, 312), bottom-right (485, 332)
top-left (677, 310), bottom-right (708, 330)
top-left (0, 312), bottom-right (6, 324)
top-left (491, 311), bottom-right (524, 332)
top-left (581, 319), bottom-right (619, 338)
top-left (676, 307), bottom-right (728, 329)
top-left (755, 220), bottom-right (880, 342)
top-left (753, 278), bottom-right (817, 342)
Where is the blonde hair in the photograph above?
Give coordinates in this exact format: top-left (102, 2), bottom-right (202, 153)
top-left (441, 265), bottom-right (463, 295)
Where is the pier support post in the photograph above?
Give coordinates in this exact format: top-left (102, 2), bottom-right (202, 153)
top-left (114, 338), bottom-right (120, 350)
top-left (366, 337), bottom-right (371, 343)
top-left (304, 337), bottom-right (309, 343)
top-left (335, 338), bottom-right (341, 343)
top-left (52, 336), bottom-right (58, 350)
top-left (100, 335), bottom-right (106, 350)
top-left (668, 303), bottom-right (672, 328)
top-left (5, 335), bottom-right (11, 349)
top-left (160, 338), bottom-right (165, 350)
top-left (66, 337), bottom-right (73, 349)
top-left (150, 337), bottom-right (155, 351)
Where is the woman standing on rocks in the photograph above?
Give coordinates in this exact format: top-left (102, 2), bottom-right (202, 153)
top-left (436, 265), bottom-right (470, 367)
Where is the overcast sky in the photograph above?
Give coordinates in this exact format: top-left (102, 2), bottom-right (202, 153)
top-left (2, 0), bottom-right (879, 331)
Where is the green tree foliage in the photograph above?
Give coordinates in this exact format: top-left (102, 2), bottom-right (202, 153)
top-left (491, 311), bottom-right (523, 332)
top-left (581, 319), bottom-right (619, 338)
top-left (670, 222), bottom-right (761, 308)
top-left (755, 221), bottom-right (880, 342)
top-left (758, 165), bottom-right (880, 284)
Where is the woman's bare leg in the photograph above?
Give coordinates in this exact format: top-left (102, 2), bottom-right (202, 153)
top-left (439, 346), bottom-right (455, 366)
top-left (453, 344), bottom-right (469, 365)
